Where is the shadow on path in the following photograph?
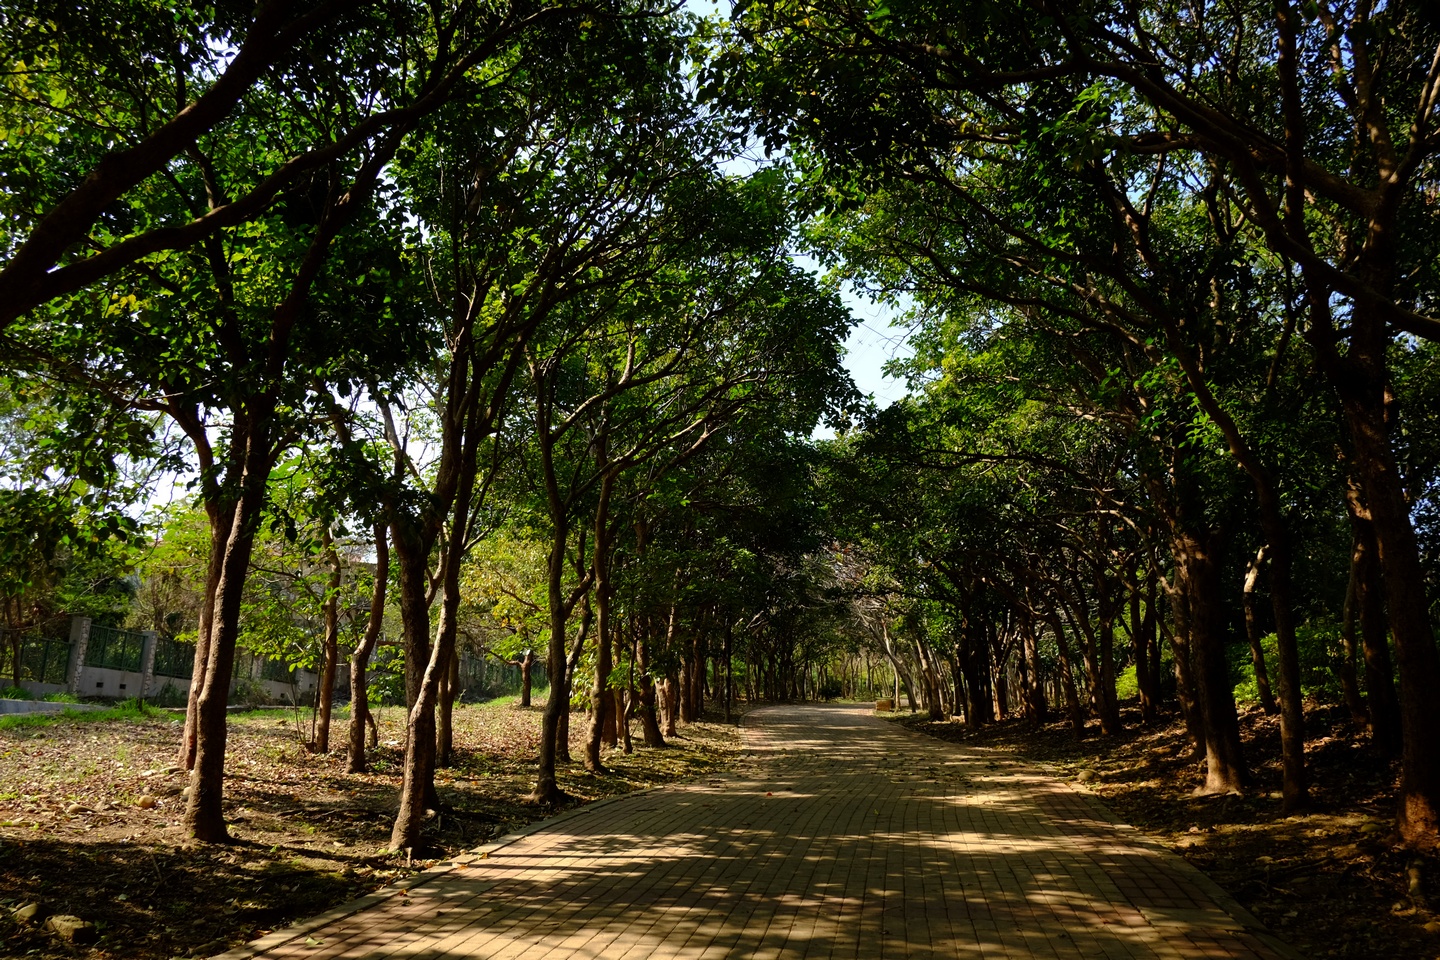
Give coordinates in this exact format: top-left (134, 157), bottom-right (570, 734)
top-left (227, 703), bottom-right (1297, 960)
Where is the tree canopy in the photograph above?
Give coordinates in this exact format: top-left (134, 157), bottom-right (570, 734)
top-left (5, 0), bottom-right (1440, 856)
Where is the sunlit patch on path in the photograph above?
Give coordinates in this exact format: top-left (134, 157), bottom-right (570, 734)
top-left (224, 704), bottom-right (1296, 960)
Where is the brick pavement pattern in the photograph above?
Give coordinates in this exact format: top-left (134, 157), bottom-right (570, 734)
top-left (232, 703), bottom-right (1297, 960)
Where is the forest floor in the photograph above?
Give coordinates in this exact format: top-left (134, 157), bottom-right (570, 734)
top-left (0, 698), bottom-right (743, 960)
top-left (890, 700), bottom-right (1437, 960)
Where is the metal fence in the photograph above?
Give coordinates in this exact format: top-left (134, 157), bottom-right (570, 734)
top-left (85, 623), bottom-right (146, 673)
top-left (0, 623), bottom-right (72, 686)
top-left (260, 657), bottom-right (294, 683)
top-left (152, 636), bottom-right (194, 679)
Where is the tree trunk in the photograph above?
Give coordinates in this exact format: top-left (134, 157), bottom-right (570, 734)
top-left (436, 646), bottom-right (458, 768)
top-left (915, 639), bottom-right (944, 721)
top-left (1346, 487), bottom-right (1402, 756)
top-left (664, 673), bottom-right (680, 736)
top-left (391, 524), bottom-right (440, 814)
top-left (184, 438), bottom-right (271, 843)
top-left (314, 529), bottom-right (342, 754)
top-left (1337, 551), bottom-right (1369, 730)
top-left (723, 620), bottom-right (733, 723)
top-left (1019, 618), bottom-right (1048, 722)
top-left (678, 658), bottom-right (695, 724)
top-left (1046, 612), bottom-right (1084, 737)
top-left (1310, 281), bottom-right (1440, 843)
top-left (347, 522), bottom-right (389, 774)
top-left (586, 469), bottom-right (616, 773)
top-left (637, 632), bottom-right (666, 748)
top-left (1131, 577), bottom-right (1160, 726)
top-left (388, 624), bottom-right (452, 851)
top-left (531, 517), bottom-right (574, 805)
top-left (1175, 532), bottom-right (1248, 795)
top-left (556, 597), bottom-right (591, 768)
top-left (603, 687), bottom-right (620, 747)
top-left (519, 650), bottom-right (534, 707)
top-left (1161, 576), bottom-right (1205, 756)
top-left (178, 516), bottom-right (225, 771)
top-left (1242, 547), bottom-right (1279, 716)
top-left (391, 505), bottom-right (471, 849)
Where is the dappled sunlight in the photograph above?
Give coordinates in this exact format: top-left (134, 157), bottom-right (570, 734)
top-left (251, 703), bottom-right (1289, 960)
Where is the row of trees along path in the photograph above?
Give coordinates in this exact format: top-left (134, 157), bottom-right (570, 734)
top-left (4, 0), bottom-right (1440, 858)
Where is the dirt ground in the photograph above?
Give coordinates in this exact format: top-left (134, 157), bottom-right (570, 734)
top-left (0, 699), bottom-right (743, 960)
top-left (890, 701), bottom-right (1440, 960)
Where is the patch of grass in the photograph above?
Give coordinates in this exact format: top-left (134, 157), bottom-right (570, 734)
top-left (0, 686), bottom-right (33, 700)
top-left (0, 698), bottom-right (176, 731)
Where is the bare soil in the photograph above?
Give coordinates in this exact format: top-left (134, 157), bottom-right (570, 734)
top-left (890, 701), bottom-right (1439, 960)
top-left (0, 699), bottom-right (742, 960)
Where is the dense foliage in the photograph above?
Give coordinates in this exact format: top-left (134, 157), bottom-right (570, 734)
top-left (4, 0), bottom-right (1440, 859)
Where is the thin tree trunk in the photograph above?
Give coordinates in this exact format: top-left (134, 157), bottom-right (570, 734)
top-left (348, 522), bottom-right (389, 773)
top-left (586, 463), bottom-right (616, 773)
top-left (1337, 555), bottom-right (1368, 730)
top-left (1047, 612), bottom-right (1084, 737)
top-left (637, 631), bottom-right (666, 747)
top-left (436, 646), bottom-right (458, 768)
top-left (314, 528), bottom-right (342, 754)
top-left (178, 517), bottom-right (225, 771)
top-left (1131, 576), bottom-right (1160, 726)
top-left (532, 515), bottom-right (573, 804)
top-left (1019, 618), bottom-right (1048, 722)
top-left (1242, 547), bottom-right (1279, 716)
top-left (1347, 498), bottom-right (1402, 756)
top-left (1161, 575), bottom-right (1205, 756)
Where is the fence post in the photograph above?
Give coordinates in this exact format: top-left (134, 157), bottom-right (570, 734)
top-left (65, 617), bottom-right (91, 695)
top-left (139, 631), bottom-right (159, 699)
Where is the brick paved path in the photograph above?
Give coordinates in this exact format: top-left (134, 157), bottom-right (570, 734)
top-left (228, 703), bottom-right (1296, 960)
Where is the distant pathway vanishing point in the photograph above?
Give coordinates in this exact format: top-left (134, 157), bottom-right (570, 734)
top-left (221, 703), bottom-right (1297, 960)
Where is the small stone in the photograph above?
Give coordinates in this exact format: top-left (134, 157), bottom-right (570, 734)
top-left (1361, 822), bottom-right (1386, 834)
top-left (1076, 770), bottom-right (1096, 783)
top-left (180, 786), bottom-right (192, 799)
top-left (45, 915), bottom-right (98, 944)
top-left (163, 765), bottom-right (180, 776)
top-left (63, 802), bottom-right (88, 815)
top-left (136, 795), bottom-right (157, 809)
top-left (12, 902), bottom-right (40, 922)
top-left (1422, 920), bottom-right (1440, 934)
top-left (1188, 825), bottom-right (1202, 834)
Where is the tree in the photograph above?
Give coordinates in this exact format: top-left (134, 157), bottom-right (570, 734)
top-left (719, 0), bottom-right (1440, 843)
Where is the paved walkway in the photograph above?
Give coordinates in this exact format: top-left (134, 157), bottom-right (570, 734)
top-left (226, 704), bottom-right (1296, 960)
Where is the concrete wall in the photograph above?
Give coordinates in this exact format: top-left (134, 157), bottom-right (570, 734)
top-left (0, 698), bottom-right (106, 715)
top-left (10, 617), bottom-right (322, 705)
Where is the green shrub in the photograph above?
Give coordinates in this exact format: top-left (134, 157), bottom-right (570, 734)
top-left (1115, 664), bottom-right (1139, 700)
top-left (231, 677), bottom-right (275, 707)
top-left (1, 685), bottom-right (33, 700)
top-left (42, 692), bottom-right (80, 703)
top-left (1232, 620), bottom-right (1357, 705)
